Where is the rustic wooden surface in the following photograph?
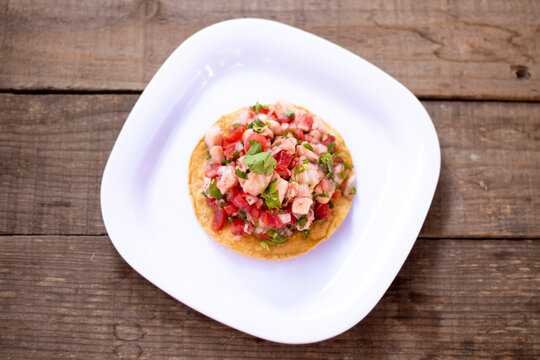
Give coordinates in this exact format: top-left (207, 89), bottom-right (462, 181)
top-left (0, 0), bottom-right (539, 99)
top-left (0, 1), bottom-right (539, 359)
top-left (0, 236), bottom-right (538, 359)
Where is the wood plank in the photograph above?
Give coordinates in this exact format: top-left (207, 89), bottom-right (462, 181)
top-left (0, 0), bottom-right (538, 99)
top-left (1, 94), bottom-right (538, 237)
top-left (0, 236), bottom-right (537, 358)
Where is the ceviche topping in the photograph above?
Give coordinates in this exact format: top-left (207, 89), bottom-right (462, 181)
top-left (201, 100), bottom-right (356, 250)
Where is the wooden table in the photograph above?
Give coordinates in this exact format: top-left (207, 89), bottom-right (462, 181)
top-left (1, 1), bottom-right (538, 358)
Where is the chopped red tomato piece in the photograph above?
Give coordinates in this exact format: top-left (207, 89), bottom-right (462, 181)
top-left (289, 128), bottom-right (305, 141)
top-left (322, 135), bottom-right (336, 145)
top-left (224, 203), bottom-right (238, 215)
top-left (211, 208), bottom-right (227, 232)
top-left (244, 133), bottom-right (267, 153)
top-left (223, 125), bottom-right (246, 147)
top-left (297, 113), bottom-right (313, 131)
top-left (259, 106), bottom-right (270, 114)
top-left (223, 143), bottom-right (239, 159)
top-left (263, 211), bottom-right (286, 229)
top-left (332, 155), bottom-right (343, 163)
top-left (230, 218), bottom-right (246, 235)
top-left (320, 177), bottom-right (332, 192)
top-left (277, 116), bottom-right (294, 124)
top-left (206, 197), bottom-right (219, 211)
top-left (315, 203), bottom-right (331, 219)
top-left (204, 164), bottom-right (219, 178)
top-left (232, 193), bottom-right (248, 209)
top-left (246, 204), bottom-right (261, 220)
top-left (274, 150), bottom-right (294, 172)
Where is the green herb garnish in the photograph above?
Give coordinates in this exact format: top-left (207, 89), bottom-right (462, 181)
top-left (245, 140), bottom-right (262, 156)
top-left (250, 101), bottom-right (269, 114)
top-left (261, 179), bottom-right (281, 210)
top-left (296, 216), bottom-right (307, 228)
top-left (253, 220), bottom-right (259, 228)
top-left (303, 143), bottom-right (314, 152)
top-left (247, 118), bottom-right (267, 133)
top-left (344, 161), bottom-right (354, 169)
top-left (206, 151), bottom-right (211, 160)
top-left (319, 153), bottom-right (335, 176)
top-left (221, 158), bottom-right (231, 165)
top-left (301, 230), bottom-right (309, 240)
top-left (243, 152), bottom-right (277, 176)
top-left (236, 168), bottom-right (248, 179)
top-left (327, 142), bottom-right (335, 153)
top-left (207, 179), bottom-right (224, 199)
top-left (219, 202), bottom-right (226, 208)
top-left (201, 191), bottom-right (207, 198)
top-left (350, 187), bottom-right (357, 195)
top-left (294, 160), bottom-right (309, 176)
top-left (232, 150), bottom-right (240, 159)
top-left (232, 123), bottom-right (239, 129)
top-left (283, 109), bottom-right (294, 119)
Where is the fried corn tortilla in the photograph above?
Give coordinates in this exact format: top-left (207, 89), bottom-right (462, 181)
top-left (188, 105), bottom-right (354, 261)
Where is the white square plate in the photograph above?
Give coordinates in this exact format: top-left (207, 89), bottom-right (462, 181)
top-left (101, 18), bottom-right (440, 344)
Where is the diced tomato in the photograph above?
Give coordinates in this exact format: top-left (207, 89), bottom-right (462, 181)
top-left (226, 185), bottom-right (240, 202)
top-left (211, 208), bottom-right (228, 232)
top-left (315, 203), bottom-right (331, 219)
top-left (224, 203), bottom-right (238, 215)
top-left (244, 133), bottom-right (267, 153)
top-left (273, 150), bottom-right (294, 172)
top-left (259, 106), bottom-right (270, 114)
top-left (206, 197), bottom-right (219, 211)
top-left (254, 198), bottom-right (263, 209)
top-left (204, 164), bottom-right (219, 178)
top-left (322, 135), bottom-right (336, 145)
top-left (232, 193), bottom-right (248, 209)
top-left (289, 128), bottom-right (305, 141)
top-left (297, 113), bottom-right (313, 131)
top-left (333, 155), bottom-right (343, 163)
top-left (223, 125), bottom-right (246, 147)
top-left (277, 115), bottom-right (294, 123)
top-left (320, 177), bottom-right (332, 192)
top-left (246, 205), bottom-right (261, 220)
top-left (263, 211), bottom-right (285, 229)
top-left (230, 218), bottom-right (246, 235)
top-left (223, 143), bottom-right (239, 159)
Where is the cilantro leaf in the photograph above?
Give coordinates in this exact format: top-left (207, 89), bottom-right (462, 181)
top-left (319, 153), bottom-right (334, 176)
top-left (261, 179), bottom-right (281, 210)
top-left (243, 152), bottom-right (277, 176)
top-left (236, 168), bottom-right (248, 179)
top-left (207, 179), bottom-right (224, 199)
top-left (232, 123), bottom-right (239, 129)
top-left (245, 140), bottom-right (262, 155)
top-left (205, 151), bottom-right (211, 160)
top-left (250, 101), bottom-right (269, 114)
top-left (350, 187), bottom-right (357, 195)
top-left (260, 229), bottom-right (288, 249)
top-left (303, 143), bottom-right (314, 152)
top-left (247, 119), bottom-right (267, 133)
top-left (344, 161), bottom-right (354, 169)
top-left (327, 142), bottom-right (335, 153)
top-left (296, 216), bottom-right (307, 228)
top-left (302, 230), bottom-right (309, 240)
top-left (283, 109), bottom-right (294, 119)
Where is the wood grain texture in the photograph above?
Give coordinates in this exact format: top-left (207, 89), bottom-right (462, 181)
top-left (0, 0), bottom-right (539, 99)
top-left (0, 236), bottom-right (537, 359)
top-left (0, 94), bottom-right (538, 237)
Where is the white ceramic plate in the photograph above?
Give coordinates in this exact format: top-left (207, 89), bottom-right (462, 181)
top-left (101, 18), bottom-right (440, 344)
